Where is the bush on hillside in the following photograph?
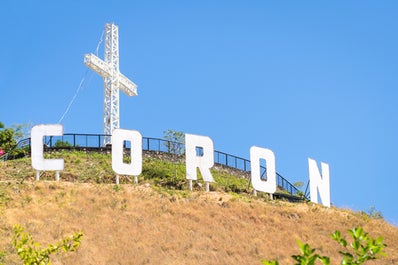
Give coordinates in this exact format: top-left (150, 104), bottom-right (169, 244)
top-left (262, 227), bottom-right (386, 265)
top-left (9, 224), bottom-right (83, 265)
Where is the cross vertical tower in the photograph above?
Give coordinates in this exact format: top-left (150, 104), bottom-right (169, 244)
top-left (84, 23), bottom-right (137, 145)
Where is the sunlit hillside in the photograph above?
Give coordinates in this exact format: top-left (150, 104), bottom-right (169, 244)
top-left (0, 151), bottom-right (397, 264)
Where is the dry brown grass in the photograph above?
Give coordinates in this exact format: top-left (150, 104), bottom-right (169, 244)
top-left (1, 154), bottom-right (398, 264)
top-left (0, 181), bottom-right (397, 265)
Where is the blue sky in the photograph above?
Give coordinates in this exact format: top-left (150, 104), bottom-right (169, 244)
top-left (1, 1), bottom-right (397, 225)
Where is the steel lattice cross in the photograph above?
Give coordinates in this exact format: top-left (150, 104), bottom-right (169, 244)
top-left (84, 23), bottom-right (137, 145)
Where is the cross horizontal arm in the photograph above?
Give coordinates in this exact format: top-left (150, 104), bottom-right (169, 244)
top-left (84, 54), bottom-right (111, 78)
top-left (84, 53), bottom-right (138, 96)
top-left (119, 73), bottom-right (138, 96)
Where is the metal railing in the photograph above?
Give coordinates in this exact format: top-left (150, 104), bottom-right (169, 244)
top-left (8, 133), bottom-right (305, 198)
top-left (0, 153), bottom-right (8, 161)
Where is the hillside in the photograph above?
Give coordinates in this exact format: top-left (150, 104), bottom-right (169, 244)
top-left (1, 151), bottom-right (397, 264)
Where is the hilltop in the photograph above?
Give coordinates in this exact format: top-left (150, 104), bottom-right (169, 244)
top-left (0, 151), bottom-right (397, 264)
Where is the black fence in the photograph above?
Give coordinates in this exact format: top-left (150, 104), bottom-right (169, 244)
top-left (13, 133), bottom-right (305, 198)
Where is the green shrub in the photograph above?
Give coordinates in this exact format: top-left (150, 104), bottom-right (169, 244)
top-left (54, 140), bottom-right (73, 148)
top-left (141, 158), bottom-right (187, 189)
top-left (262, 227), bottom-right (386, 265)
top-left (11, 224), bottom-right (83, 265)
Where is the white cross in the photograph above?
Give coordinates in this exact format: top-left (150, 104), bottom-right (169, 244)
top-left (84, 23), bottom-right (137, 145)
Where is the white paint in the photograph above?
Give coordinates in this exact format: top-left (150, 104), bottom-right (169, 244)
top-left (308, 158), bottom-right (330, 207)
top-left (31, 124), bottom-right (64, 173)
top-left (112, 129), bottom-right (142, 177)
top-left (28, 124), bottom-right (332, 207)
top-left (185, 133), bottom-right (214, 183)
top-left (250, 146), bottom-right (276, 194)
top-left (189, 179), bottom-right (193, 191)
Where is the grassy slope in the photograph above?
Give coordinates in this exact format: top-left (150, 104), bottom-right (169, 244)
top-left (0, 151), bottom-right (397, 264)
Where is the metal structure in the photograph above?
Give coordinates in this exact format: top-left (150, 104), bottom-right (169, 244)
top-left (84, 23), bottom-right (137, 145)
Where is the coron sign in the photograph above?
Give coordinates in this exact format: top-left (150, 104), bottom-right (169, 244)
top-left (30, 124), bottom-right (331, 207)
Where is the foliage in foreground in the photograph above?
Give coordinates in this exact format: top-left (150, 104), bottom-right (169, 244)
top-left (262, 227), bottom-right (386, 265)
top-left (9, 224), bottom-right (83, 265)
top-left (0, 122), bottom-right (30, 158)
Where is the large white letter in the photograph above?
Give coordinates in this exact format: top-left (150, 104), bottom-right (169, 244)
top-left (250, 146), bottom-right (276, 194)
top-left (185, 133), bottom-right (214, 183)
top-left (308, 158), bottom-right (330, 207)
top-left (112, 129), bottom-right (142, 177)
top-left (31, 124), bottom-right (64, 171)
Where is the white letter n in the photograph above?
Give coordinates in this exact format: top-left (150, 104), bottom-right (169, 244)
top-left (308, 158), bottom-right (330, 207)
